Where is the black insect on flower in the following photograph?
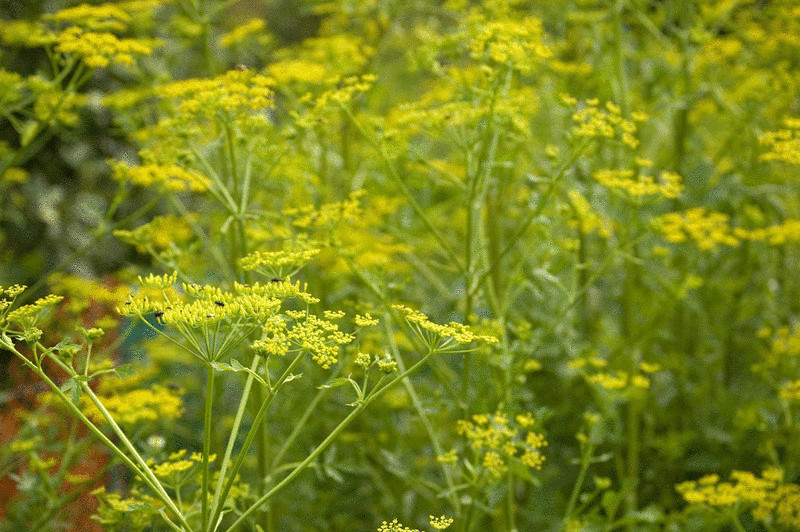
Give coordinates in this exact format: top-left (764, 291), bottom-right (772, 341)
top-left (214, 301), bottom-right (225, 307)
top-left (154, 310), bottom-right (165, 319)
top-left (270, 278), bottom-right (282, 283)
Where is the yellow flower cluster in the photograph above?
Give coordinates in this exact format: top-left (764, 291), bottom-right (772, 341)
top-left (567, 189), bottom-right (613, 238)
top-left (677, 468), bottom-right (800, 529)
top-left (742, 218), bottom-right (800, 245)
top-left (771, 325), bottom-right (800, 357)
top-left (44, 3), bottom-right (131, 32)
top-left (569, 98), bottom-right (644, 149)
top-left (157, 69), bottom-right (275, 120)
top-left (2, 292), bottom-right (63, 330)
top-left (33, 91), bottom-right (88, 127)
top-left (54, 27), bottom-right (158, 68)
top-left (450, 412), bottom-right (547, 478)
top-left (286, 192), bottom-right (411, 274)
top-left (355, 313), bottom-right (379, 327)
top-left (219, 19), bottom-right (266, 48)
top-left (113, 214), bottom-right (196, 254)
top-left (284, 190), bottom-right (366, 229)
top-left (81, 384), bottom-right (183, 425)
top-left (268, 59), bottom-right (327, 85)
top-left (760, 119), bottom-right (800, 165)
top-left (592, 169), bottom-right (683, 199)
top-left (377, 519), bottom-right (421, 532)
top-left (92, 486), bottom-right (164, 527)
top-left (656, 208), bottom-right (740, 250)
top-left (237, 279), bottom-right (320, 305)
top-left (390, 82), bottom-right (537, 140)
top-left (569, 358), bottom-right (657, 392)
top-left (48, 272), bottom-right (129, 321)
top-left (429, 515), bottom-right (454, 530)
top-left (392, 304), bottom-right (499, 350)
top-left (149, 449), bottom-right (208, 479)
top-left (1, 2), bottom-right (162, 56)
top-left (293, 74), bottom-right (377, 128)
top-left (0, 20), bottom-right (54, 47)
top-left (283, 311), bottom-right (355, 369)
top-left (466, 15), bottom-right (552, 73)
top-left (287, 34), bottom-right (374, 76)
top-left (0, 284), bottom-right (26, 316)
top-left (779, 379), bottom-right (800, 401)
top-left (121, 275), bottom-right (351, 367)
top-left (239, 248), bottom-right (320, 275)
top-left (586, 371), bottom-right (650, 391)
top-left (111, 161), bottom-right (211, 193)
top-left (657, 207), bottom-right (800, 251)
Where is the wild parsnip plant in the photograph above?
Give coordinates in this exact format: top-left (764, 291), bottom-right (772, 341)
top-left (3, 0), bottom-right (800, 531)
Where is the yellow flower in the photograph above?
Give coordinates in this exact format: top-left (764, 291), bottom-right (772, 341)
top-left (219, 19), bottom-right (266, 48)
top-left (54, 27), bottom-right (159, 68)
top-left (81, 385), bottom-right (184, 425)
top-left (429, 515), bottom-right (453, 530)
top-left (269, 60), bottom-right (327, 85)
top-left (112, 161), bottom-right (211, 192)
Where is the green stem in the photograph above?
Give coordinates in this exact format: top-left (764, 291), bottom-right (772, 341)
top-left (383, 313), bottom-right (461, 515)
top-left (2, 340), bottom-right (187, 529)
top-left (268, 366), bottom-right (343, 471)
top-left (227, 347), bottom-right (439, 531)
top-left (340, 104), bottom-right (465, 275)
top-left (564, 439), bottom-right (595, 523)
top-left (201, 364), bottom-right (216, 532)
top-left (208, 351), bottom-right (305, 530)
top-left (207, 355), bottom-right (261, 532)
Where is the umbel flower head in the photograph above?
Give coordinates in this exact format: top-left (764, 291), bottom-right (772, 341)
top-left (0, 3), bottom-right (161, 68)
top-left (392, 304), bottom-right (498, 352)
top-left (119, 273), bottom-right (355, 368)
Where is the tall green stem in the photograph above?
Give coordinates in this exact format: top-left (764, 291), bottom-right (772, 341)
top-left (201, 364), bottom-right (216, 532)
top-left (227, 347), bottom-right (439, 531)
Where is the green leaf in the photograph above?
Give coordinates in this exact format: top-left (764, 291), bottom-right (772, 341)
top-left (317, 377), bottom-right (354, 390)
top-left (210, 360), bottom-right (268, 388)
top-left (114, 363), bottom-right (138, 379)
top-left (60, 377), bottom-right (81, 406)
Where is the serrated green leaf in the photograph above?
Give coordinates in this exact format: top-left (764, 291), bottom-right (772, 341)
top-left (114, 363), bottom-right (138, 379)
top-left (318, 377), bottom-right (353, 389)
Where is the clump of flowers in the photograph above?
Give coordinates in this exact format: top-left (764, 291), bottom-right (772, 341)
top-left (568, 357), bottom-right (659, 395)
top-left (156, 69), bottom-right (275, 122)
top-left (113, 214), bottom-right (197, 256)
top-left (284, 190), bottom-right (366, 230)
top-left (377, 515), bottom-right (453, 532)
top-left (676, 468), bottom-right (800, 529)
top-left (1, 285), bottom-right (62, 345)
top-left (392, 304), bottom-right (498, 352)
top-left (760, 118), bottom-right (800, 166)
top-left (567, 97), bottom-right (645, 149)
top-left (655, 208), bottom-right (741, 250)
top-left (80, 384), bottom-right (183, 426)
top-left (292, 73), bottom-right (377, 128)
top-left (592, 168), bottom-right (683, 199)
top-left (111, 161), bottom-right (212, 193)
top-left (119, 272), bottom-right (359, 369)
top-left (441, 411), bottom-right (547, 480)
top-left (219, 19), bottom-right (266, 48)
top-left (567, 189), bottom-right (613, 238)
top-left (239, 248), bottom-right (320, 279)
top-left (1, 2), bottom-right (162, 69)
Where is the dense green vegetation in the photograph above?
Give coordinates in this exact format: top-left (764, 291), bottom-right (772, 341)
top-left (2, 1), bottom-right (800, 530)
